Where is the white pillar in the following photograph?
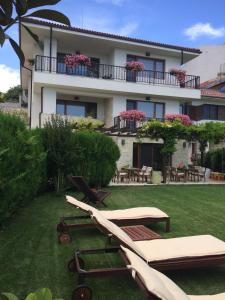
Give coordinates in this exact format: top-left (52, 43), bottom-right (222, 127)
top-left (42, 87), bottom-right (56, 114)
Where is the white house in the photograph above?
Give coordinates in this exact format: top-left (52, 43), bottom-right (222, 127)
top-left (20, 18), bottom-right (203, 169)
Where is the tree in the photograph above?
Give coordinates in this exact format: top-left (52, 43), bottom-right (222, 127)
top-left (3, 85), bottom-right (22, 102)
top-left (0, 0), bottom-right (70, 65)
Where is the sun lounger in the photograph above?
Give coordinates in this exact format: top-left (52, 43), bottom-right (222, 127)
top-left (70, 245), bottom-right (225, 299)
top-left (57, 196), bottom-right (170, 243)
top-left (67, 175), bottom-right (110, 207)
top-left (90, 210), bottom-right (225, 271)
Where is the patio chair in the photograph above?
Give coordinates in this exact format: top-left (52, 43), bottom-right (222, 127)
top-left (57, 196), bottom-right (170, 243)
top-left (67, 175), bottom-right (111, 207)
top-left (90, 210), bottom-right (225, 271)
top-left (171, 167), bottom-right (186, 182)
top-left (116, 168), bottom-right (129, 183)
top-left (135, 165), bottom-right (147, 182)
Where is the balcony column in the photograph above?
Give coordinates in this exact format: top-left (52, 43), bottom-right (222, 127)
top-left (42, 87), bottom-right (57, 117)
top-left (43, 38), bottom-right (57, 72)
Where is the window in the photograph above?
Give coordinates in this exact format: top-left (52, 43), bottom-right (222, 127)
top-left (203, 104), bottom-right (218, 120)
top-left (57, 53), bottom-right (100, 77)
top-left (127, 100), bottom-right (165, 119)
top-left (56, 100), bottom-right (97, 118)
top-left (126, 55), bottom-right (165, 82)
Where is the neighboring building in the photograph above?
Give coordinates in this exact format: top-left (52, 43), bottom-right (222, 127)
top-left (20, 18), bottom-right (203, 169)
top-left (184, 44), bottom-right (225, 83)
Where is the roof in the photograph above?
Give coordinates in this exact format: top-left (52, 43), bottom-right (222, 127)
top-left (201, 89), bottom-right (225, 99)
top-left (21, 17), bottom-right (201, 54)
top-left (200, 77), bottom-right (225, 89)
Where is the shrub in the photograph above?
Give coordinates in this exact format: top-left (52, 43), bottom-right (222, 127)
top-left (41, 116), bottom-right (120, 190)
top-left (204, 148), bottom-right (225, 172)
top-left (70, 130), bottom-right (120, 187)
top-left (0, 112), bottom-right (46, 225)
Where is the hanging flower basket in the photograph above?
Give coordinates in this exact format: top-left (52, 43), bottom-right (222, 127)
top-left (64, 54), bottom-right (91, 68)
top-left (120, 110), bottom-right (146, 121)
top-left (169, 68), bottom-right (186, 87)
top-left (165, 114), bottom-right (192, 125)
top-left (125, 61), bottom-right (144, 72)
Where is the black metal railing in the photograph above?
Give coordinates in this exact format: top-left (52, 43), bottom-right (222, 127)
top-left (35, 55), bottom-right (200, 89)
top-left (114, 116), bottom-right (165, 131)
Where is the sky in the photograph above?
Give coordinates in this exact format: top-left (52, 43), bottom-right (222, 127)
top-left (0, 0), bottom-right (225, 92)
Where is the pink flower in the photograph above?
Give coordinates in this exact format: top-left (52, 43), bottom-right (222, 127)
top-left (64, 54), bottom-right (91, 67)
top-left (120, 110), bottom-right (146, 121)
top-left (125, 61), bottom-right (144, 71)
top-left (165, 114), bottom-right (192, 125)
top-left (169, 68), bottom-right (186, 85)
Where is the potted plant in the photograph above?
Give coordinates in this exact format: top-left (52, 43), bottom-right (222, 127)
top-left (64, 54), bottom-right (91, 68)
top-left (169, 68), bottom-right (186, 87)
top-left (125, 61), bottom-right (144, 72)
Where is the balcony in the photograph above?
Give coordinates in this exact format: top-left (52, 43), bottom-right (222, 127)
top-left (113, 116), bottom-right (164, 132)
top-left (35, 55), bottom-right (200, 89)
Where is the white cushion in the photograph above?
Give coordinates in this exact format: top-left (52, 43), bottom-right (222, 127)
top-left (91, 210), bottom-right (148, 261)
top-left (121, 246), bottom-right (189, 300)
top-left (66, 195), bottom-right (98, 214)
top-left (101, 207), bottom-right (168, 220)
top-left (135, 235), bottom-right (225, 262)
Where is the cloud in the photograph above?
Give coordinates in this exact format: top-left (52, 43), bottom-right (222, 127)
top-left (0, 65), bottom-right (20, 93)
top-left (184, 23), bottom-right (225, 40)
top-left (76, 15), bottom-right (138, 36)
top-left (119, 22), bottom-right (139, 36)
top-left (94, 0), bottom-right (126, 6)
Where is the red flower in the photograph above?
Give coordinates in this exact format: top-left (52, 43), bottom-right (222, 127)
top-left (165, 114), bottom-right (192, 125)
top-left (64, 54), bottom-right (91, 67)
top-left (125, 61), bottom-right (144, 71)
top-left (120, 110), bottom-right (146, 121)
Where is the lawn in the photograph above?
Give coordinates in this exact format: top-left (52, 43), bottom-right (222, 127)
top-left (0, 185), bottom-right (225, 300)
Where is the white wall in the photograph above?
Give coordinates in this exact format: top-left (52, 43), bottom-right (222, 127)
top-left (184, 44), bottom-right (225, 83)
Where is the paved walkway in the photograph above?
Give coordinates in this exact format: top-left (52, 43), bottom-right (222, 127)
top-left (109, 180), bottom-right (225, 186)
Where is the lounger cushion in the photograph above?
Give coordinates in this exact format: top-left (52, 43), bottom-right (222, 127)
top-left (121, 246), bottom-right (189, 300)
top-left (135, 235), bottom-right (225, 262)
top-left (91, 210), bottom-right (148, 260)
top-left (189, 294), bottom-right (225, 299)
top-left (101, 207), bottom-right (168, 220)
top-left (66, 195), bottom-right (97, 214)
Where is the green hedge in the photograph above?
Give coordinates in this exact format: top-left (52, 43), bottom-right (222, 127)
top-left (0, 112), bottom-right (46, 224)
top-left (70, 130), bottom-right (120, 187)
top-left (204, 148), bottom-right (225, 173)
top-left (41, 117), bottom-right (120, 190)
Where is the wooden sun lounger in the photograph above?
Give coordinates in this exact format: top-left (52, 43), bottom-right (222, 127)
top-left (57, 196), bottom-right (170, 244)
top-left (69, 245), bottom-right (225, 300)
top-left (67, 175), bottom-right (111, 207)
top-left (90, 211), bottom-right (225, 272)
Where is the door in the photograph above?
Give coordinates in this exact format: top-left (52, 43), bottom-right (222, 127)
top-left (133, 143), bottom-right (164, 170)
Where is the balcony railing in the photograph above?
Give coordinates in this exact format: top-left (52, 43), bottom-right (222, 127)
top-left (35, 55), bottom-right (200, 89)
top-left (114, 116), bottom-right (164, 131)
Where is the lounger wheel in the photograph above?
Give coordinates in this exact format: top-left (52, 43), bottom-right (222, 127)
top-left (72, 285), bottom-right (92, 300)
top-left (58, 233), bottom-right (72, 244)
top-left (68, 257), bottom-right (85, 273)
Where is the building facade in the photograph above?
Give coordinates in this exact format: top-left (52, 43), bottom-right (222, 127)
top-left (21, 18), bottom-right (203, 170)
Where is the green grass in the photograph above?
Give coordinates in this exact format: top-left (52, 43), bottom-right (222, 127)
top-left (0, 185), bottom-right (225, 300)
